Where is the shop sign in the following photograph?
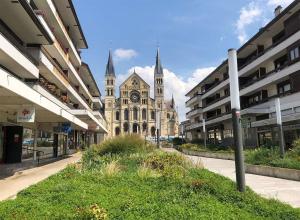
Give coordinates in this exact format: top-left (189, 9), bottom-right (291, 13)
top-left (17, 107), bottom-right (35, 123)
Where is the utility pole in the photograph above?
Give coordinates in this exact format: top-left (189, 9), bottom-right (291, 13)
top-left (275, 98), bottom-right (285, 158)
top-left (228, 49), bottom-right (246, 192)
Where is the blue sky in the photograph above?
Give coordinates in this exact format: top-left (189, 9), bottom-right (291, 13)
top-left (73, 0), bottom-right (293, 121)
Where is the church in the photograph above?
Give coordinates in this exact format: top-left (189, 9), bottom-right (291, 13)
top-left (104, 49), bottom-right (179, 138)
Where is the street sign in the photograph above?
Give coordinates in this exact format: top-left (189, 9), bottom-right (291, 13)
top-left (17, 106), bottom-right (35, 123)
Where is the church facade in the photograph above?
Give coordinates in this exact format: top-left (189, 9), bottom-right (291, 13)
top-left (104, 49), bottom-right (179, 138)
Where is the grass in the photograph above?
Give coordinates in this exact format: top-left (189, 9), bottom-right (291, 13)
top-left (0, 135), bottom-right (300, 219)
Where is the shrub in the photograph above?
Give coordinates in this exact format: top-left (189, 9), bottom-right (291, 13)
top-left (94, 135), bottom-right (153, 156)
top-left (143, 151), bottom-right (192, 179)
top-left (181, 143), bottom-right (199, 151)
top-left (137, 164), bottom-right (161, 179)
top-left (75, 204), bottom-right (108, 220)
top-left (101, 160), bottom-right (121, 178)
top-left (173, 137), bottom-right (185, 146)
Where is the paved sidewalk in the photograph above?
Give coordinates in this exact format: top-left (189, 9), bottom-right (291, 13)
top-left (0, 152), bottom-right (81, 201)
top-left (164, 148), bottom-right (300, 208)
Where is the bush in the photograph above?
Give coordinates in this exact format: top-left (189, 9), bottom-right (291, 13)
top-left (75, 204), bottom-right (108, 220)
top-left (173, 137), bottom-right (185, 146)
top-left (181, 143), bottom-right (199, 151)
top-left (245, 147), bottom-right (300, 170)
top-left (94, 135), bottom-right (153, 156)
top-left (143, 151), bottom-right (192, 179)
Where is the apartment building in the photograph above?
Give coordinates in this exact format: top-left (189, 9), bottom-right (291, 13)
top-left (0, 0), bottom-right (107, 164)
top-left (185, 1), bottom-right (300, 148)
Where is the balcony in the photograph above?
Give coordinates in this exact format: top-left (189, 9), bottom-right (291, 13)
top-left (38, 50), bottom-right (93, 110)
top-left (0, 67), bottom-right (88, 129)
top-left (186, 107), bottom-right (202, 118)
top-left (240, 58), bottom-right (300, 97)
top-left (0, 24), bottom-right (39, 79)
top-left (185, 94), bottom-right (201, 107)
top-left (239, 29), bottom-right (300, 76)
top-left (33, 1), bottom-right (82, 66)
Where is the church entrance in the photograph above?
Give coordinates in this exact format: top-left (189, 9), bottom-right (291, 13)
top-left (151, 127), bottom-right (156, 137)
top-left (133, 123), bottom-right (139, 133)
top-left (115, 127), bottom-right (120, 136)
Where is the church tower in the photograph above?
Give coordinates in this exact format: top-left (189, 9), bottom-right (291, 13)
top-left (154, 48), bottom-right (164, 110)
top-left (104, 50), bottom-right (116, 137)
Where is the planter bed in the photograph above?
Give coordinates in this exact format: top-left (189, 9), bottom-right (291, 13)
top-left (182, 148), bottom-right (300, 181)
top-left (182, 149), bottom-right (234, 160)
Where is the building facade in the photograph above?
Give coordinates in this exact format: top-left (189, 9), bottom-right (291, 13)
top-left (185, 1), bottom-right (300, 148)
top-left (0, 0), bottom-right (107, 164)
top-left (104, 49), bottom-right (179, 137)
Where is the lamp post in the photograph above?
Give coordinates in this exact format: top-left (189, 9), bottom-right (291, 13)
top-left (156, 110), bottom-right (161, 148)
top-left (228, 49), bottom-right (246, 192)
top-left (275, 98), bottom-right (285, 158)
top-left (203, 118), bottom-right (207, 148)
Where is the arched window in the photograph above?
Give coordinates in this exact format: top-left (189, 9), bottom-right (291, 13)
top-left (151, 110), bottom-right (155, 120)
top-left (142, 109), bottom-right (147, 120)
top-left (124, 109), bottom-right (129, 120)
top-left (167, 113), bottom-right (170, 119)
top-left (133, 107), bottom-right (138, 120)
top-left (123, 123), bottom-right (129, 132)
top-left (116, 111), bottom-right (120, 120)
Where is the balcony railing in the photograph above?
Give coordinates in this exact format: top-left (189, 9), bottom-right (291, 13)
top-left (0, 21), bottom-right (39, 66)
top-left (238, 29), bottom-right (299, 71)
top-left (206, 112), bottom-right (231, 122)
top-left (186, 107), bottom-right (202, 116)
top-left (240, 57), bottom-right (300, 90)
top-left (203, 94), bottom-right (230, 108)
top-left (185, 93), bottom-right (201, 104)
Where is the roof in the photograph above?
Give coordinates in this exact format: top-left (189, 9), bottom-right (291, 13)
top-left (154, 48), bottom-right (164, 75)
top-left (119, 72), bottom-right (150, 89)
top-left (105, 50), bottom-right (115, 76)
top-left (81, 62), bottom-right (101, 97)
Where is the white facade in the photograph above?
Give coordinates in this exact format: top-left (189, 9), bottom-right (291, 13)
top-left (185, 1), bottom-right (300, 147)
top-left (0, 0), bottom-right (107, 163)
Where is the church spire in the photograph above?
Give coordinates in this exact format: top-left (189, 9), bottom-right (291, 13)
top-left (105, 50), bottom-right (115, 76)
top-left (154, 48), bottom-right (163, 75)
top-left (171, 94), bottom-right (175, 109)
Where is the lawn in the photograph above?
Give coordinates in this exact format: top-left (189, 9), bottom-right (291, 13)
top-left (0, 135), bottom-right (300, 219)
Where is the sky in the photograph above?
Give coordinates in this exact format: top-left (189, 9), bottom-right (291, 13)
top-left (73, 0), bottom-right (294, 122)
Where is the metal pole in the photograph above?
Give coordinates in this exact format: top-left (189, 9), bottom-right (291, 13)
top-left (33, 128), bottom-right (38, 161)
top-left (203, 119), bottom-right (207, 148)
top-left (228, 49), bottom-right (246, 192)
top-left (275, 98), bottom-right (285, 158)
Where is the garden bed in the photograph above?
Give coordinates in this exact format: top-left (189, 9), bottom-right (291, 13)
top-left (182, 148), bottom-right (300, 181)
top-left (1, 135), bottom-right (300, 219)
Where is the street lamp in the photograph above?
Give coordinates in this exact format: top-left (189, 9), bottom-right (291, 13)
top-left (228, 49), bottom-right (246, 192)
top-left (156, 109), bottom-right (161, 148)
top-left (203, 118), bottom-right (207, 148)
top-left (275, 98), bottom-right (285, 158)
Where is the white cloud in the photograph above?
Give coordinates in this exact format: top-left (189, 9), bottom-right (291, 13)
top-left (113, 48), bottom-right (138, 61)
top-left (235, 0), bottom-right (293, 44)
top-left (267, 0), bottom-right (293, 7)
top-left (116, 66), bottom-right (215, 122)
top-left (236, 2), bottom-right (262, 44)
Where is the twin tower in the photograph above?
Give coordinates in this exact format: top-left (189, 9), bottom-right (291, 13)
top-left (103, 49), bottom-right (178, 137)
